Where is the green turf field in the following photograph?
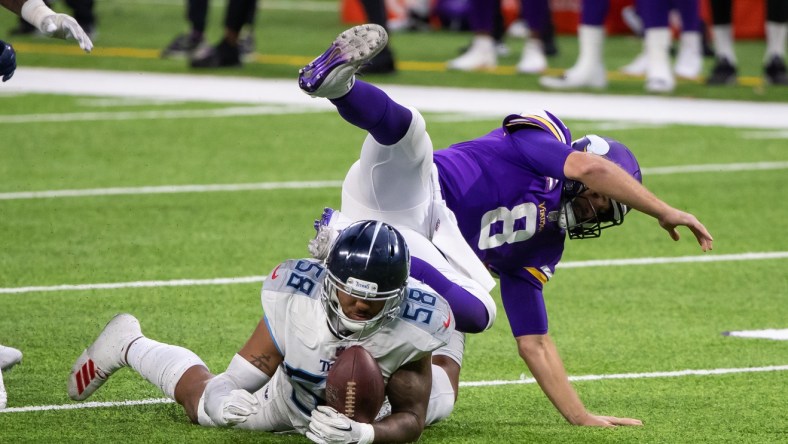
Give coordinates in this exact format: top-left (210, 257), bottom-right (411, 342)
top-left (1, 1), bottom-right (787, 443)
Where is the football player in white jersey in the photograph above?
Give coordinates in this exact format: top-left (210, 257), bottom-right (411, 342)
top-left (68, 221), bottom-right (456, 443)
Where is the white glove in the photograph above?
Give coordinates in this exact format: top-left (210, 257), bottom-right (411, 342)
top-left (203, 388), bottom-right (260, 426)
top-left (40, 14), bottom-right (93, 53)
top-left (306, 406), bottom-right (375, 444)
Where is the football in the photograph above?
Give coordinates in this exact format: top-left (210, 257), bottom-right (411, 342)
top-left (325, 345), bottom-right (386, 423)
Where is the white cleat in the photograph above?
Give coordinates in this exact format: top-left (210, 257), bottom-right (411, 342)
top-left (539, 65), bottom-right (608, 90)
top-left (0, 345), bottom-right (23, 371)
top-left (516, 39), bottom-right (547, 74)
top-left (447, 36), bottom-right (497, 71)
top-left (68, 314), bottom-right (143, 401)
top-left (645, 74), bottom-right (676, 93)
top-left (308, 207), bottom-right (354, 260)
top-left (674, 32), bottom-right (702, 80)
top-left (298, 24), bottom-right (388, 99)
top-left (620, 51), bottom-right (647, 76)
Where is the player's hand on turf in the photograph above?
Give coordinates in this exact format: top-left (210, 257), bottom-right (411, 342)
top-left (0, 40), bottom-right (16, 82)
top-left (205, 388), bottom-right (259, 426)
top-left (40, 14), bottom-right (93, 53)
top-left (306, 406), bottom-right (375, 444)
top-left (658, 208), bottom-right (713, 252)
top-left (577, 413), bottom-right (643, 427)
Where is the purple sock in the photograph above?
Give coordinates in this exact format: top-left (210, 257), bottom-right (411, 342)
top-left (521, 0), bottom-right (550, 35)
top-left (639, 0), bottom-right (670, 29)
top-left (330, 80), bottom-right (412, 145)
top-left (410, 257), bottom-right (489, 333)
top-left (468, 0), bottom-right (495, 33)
top-left (581, 0), bottom-right (610, 25)
top-left (672, 0), bottom-right (701, 32)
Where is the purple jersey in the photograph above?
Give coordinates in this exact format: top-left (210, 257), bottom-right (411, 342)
top-left (433, 112), bottom-right (574, 336)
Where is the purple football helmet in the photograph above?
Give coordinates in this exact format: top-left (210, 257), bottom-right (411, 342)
top-left (562, 135), bottom-right (642, 239)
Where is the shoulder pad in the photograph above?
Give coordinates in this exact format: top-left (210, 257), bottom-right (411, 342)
top-left (502, 110), bottom-right (571, 145)
top-left (397, 282), bottom-right (454, 344)
top-left (263, 258), bottom-right (326, 300)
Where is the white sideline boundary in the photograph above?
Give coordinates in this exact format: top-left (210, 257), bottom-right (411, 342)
top-left (1, 252), bottom-right (786, 295)
top-left (7, 68), bottom-right (788, 129)
top-left (2, 364), bottom-right (786, 414)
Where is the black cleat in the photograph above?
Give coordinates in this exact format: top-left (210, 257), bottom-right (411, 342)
top-left (190, 40), bottom-right (241, 68)
top-left (161, 33), bottom-right (204, 59)
top-left (706, 58), bottom-right (737, 85)
top-left (764, 56), bottom-right (788, 86)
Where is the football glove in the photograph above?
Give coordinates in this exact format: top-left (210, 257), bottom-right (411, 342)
top-left (306, 406), bottom-right (375, 444)
top-left (40, 14), bottom-right (93, 53)
top-left (203, 388), bottom-right (260, 426)
top-left (0, 40), bottom-right (16, 82)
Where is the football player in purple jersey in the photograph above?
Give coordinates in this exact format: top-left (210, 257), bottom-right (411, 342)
top-left (300, 25), bottom-right (713, 428)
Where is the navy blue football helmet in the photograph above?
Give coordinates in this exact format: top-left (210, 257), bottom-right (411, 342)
top-left (322, 220), bottom-right (410, 339)
top-left (562, 135), bottom-right (642, 239)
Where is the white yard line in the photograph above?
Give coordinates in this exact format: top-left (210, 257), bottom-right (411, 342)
top-left (0, 181), bottom-right (343, 200)
top-left (0, 105), bottom-right (324, 124)
top-left (2, 364), bottom-right (786, 414)
top-left (462, 364), bottom-right (788, 387)
top-left (7, 68), bottom-right (788, 129)
top-left (1, 252), bottom-right (786, 295)
top-left (0, 161), bottom-right (784, 201)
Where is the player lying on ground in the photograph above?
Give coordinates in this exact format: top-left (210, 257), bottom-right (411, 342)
top-left (299, 24), bottom-right (713, 427)
top-left (68, 221), bottom-right (457, 443)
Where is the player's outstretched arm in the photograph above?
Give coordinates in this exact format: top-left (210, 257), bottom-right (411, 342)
top-left (564, 152), bottom-right (713, 251)
top-left (517, 333), bottom-right (643, 427)
top-left (16, 0), bottom-right (93, 52)
top-left (203, 317), bottom-right (283, 426)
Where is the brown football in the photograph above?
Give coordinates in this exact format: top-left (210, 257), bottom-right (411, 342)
top-left (325, 345), bottom-right (386, 424)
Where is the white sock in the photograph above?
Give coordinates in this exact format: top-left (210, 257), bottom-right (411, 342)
top-left (712, 25), bottom-right (736, 63)
top-left (126, 337), bottom-right (207, 399)
top-left (571, 25), bottom-right (606, 73)
top-left (425, 364), bottom-right (455, 425)
top-left (645, 28), bottom-right (673, 78)
top-left (765, 21), bottom-right (788, 61)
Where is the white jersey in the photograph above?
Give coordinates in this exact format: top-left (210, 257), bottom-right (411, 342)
top-left (261, 258), bottom-right (455, 432)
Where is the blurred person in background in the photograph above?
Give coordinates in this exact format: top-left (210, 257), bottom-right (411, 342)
top-left (161, 0), bottom-right (256, 63)
top-left (706, 0), bottom-right (787, 85)
top-left (446, 0), bottom-right (557, 74)
top-left (540, 0), bottom-right (609, 89)
top-left (189, 0), bottom-right (257, 68)
top-left (619, 0), bottom-right (704, 93)
top-left (356, 0), bottom-right (397, 74)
